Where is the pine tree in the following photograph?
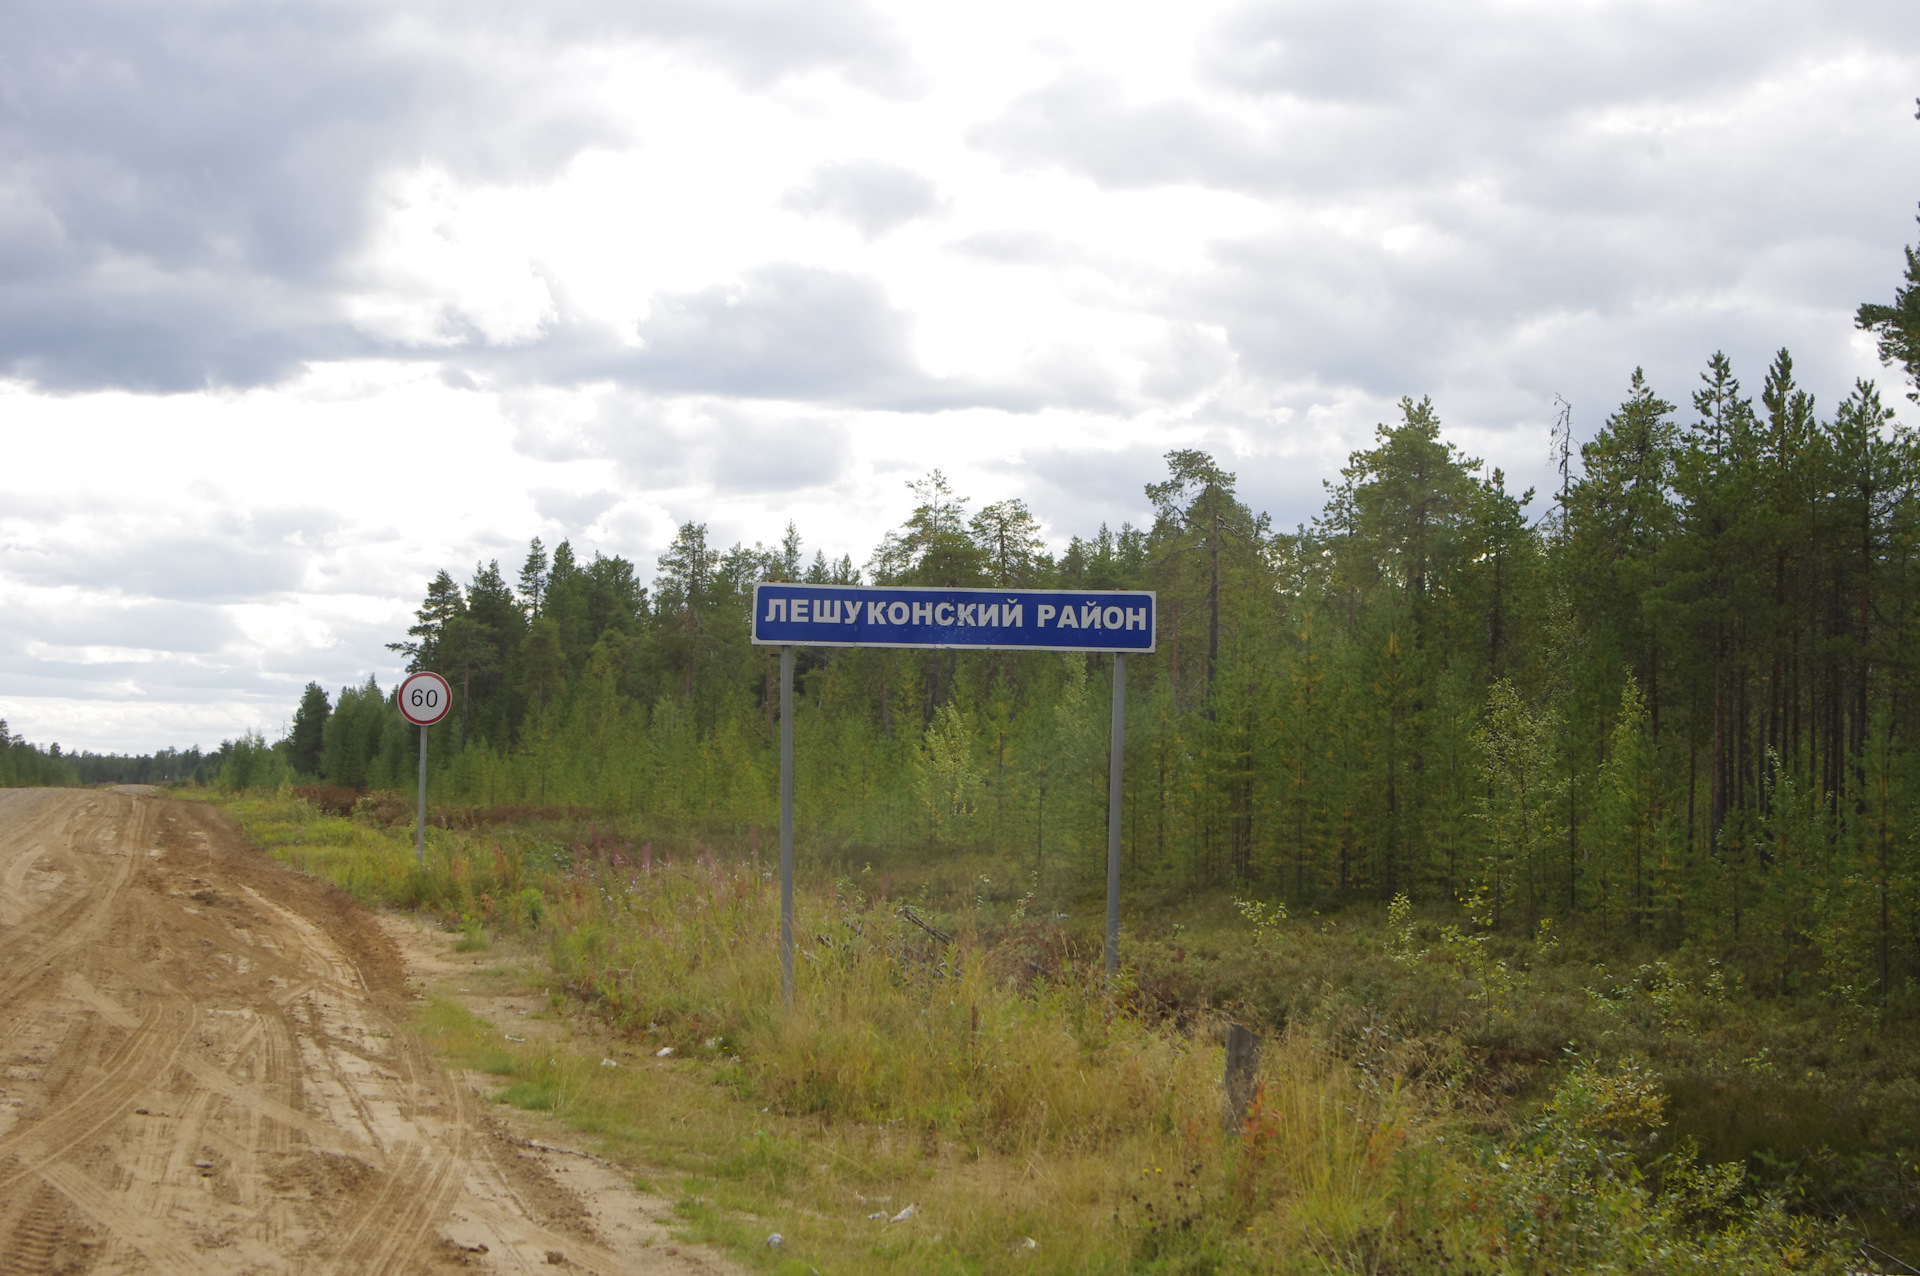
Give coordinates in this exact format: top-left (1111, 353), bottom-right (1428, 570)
top-left (519, 617), bottom-right (567, 717)
top-left (464, 559), bottom-right (526, 749)
top-left (970, 499), bottom-right (1048, 587)
top-left (1147, 450), bottom-right (1261, 712)
top-left (388, 570), bottom-right (465, 671)
top-left (1856, 210), bottom-right (1920, 401)
top-left (518, 537), bottom-right (549, 616)
top-left (438, 615), bottom-right (498, 754)
top-left (1475, 679), bottom-right (1564, 929)
top-left (778, 522), bottom-right (804, 580)
top-left (1595, 677), bottom-right (1658, 935)
top-left (870, 470), bottom-right (987, 585)
top-left (656, 523), bottom-right (717, 698)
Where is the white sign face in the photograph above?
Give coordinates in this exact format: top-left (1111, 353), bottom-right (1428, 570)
top-left (397, 670), bottom-right (453, 727)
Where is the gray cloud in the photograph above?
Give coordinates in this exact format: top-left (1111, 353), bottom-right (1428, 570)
top-left (1190, 196), bottom-right (1908, 429)
top-left (533, 487), bottom-right (620, 531)
top-left (570, 396), bottom-right (688, 479)
top-left (517, 392), bottom-right (852, 494)
top-left (0, 0), bottom-right (911, 392)
top-left (702, 410), bottom-right (851, 492)
top-left (6, 525), bottom-right (314, 603)
top-left (786, 160), bottom-right (942, 237)
top-left (0, 693), bottom-right (285, 755)
top-left (1140, 324), bottom-right (1235, 403)
top-left (632, 265), bottom-right (921, 398)
top-left (0, 1), bottom-right (420, 388)
top-left (950, 229), bottom-right (1094, 266)
top-left (966, 1), bottom-right (1920, 428)
top-left (0, 597), bottom-right (237, 655)
top-left (482, 264), bottom-right (1065, 411)
top-left (477, 267), bottom-right (918, 401)
top-left (1202, 0), bottom-right (1916, 111)
top-left (257, 615), bottom-right (410, 690)
top-left (986, 445), bottom-right (1162, 539)
top-left (975, 79), bottom-right (1285, 192)
top-left (0, 594), bottom-right (420, 754)
top-left (0, 657), bottom-right (299, 720)
top-left (979, 4), bottom-right (1920, 215)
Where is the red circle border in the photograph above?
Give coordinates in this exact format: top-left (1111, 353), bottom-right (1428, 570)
top-left (397, 670), bottom-right (454, 726)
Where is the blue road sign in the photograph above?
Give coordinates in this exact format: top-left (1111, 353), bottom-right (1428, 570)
top-left (751, 584), bottom-right (1155, 653)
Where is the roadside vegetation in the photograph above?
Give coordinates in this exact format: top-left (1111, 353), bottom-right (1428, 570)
top-left (206, 787), bottom-right (1869, 1274)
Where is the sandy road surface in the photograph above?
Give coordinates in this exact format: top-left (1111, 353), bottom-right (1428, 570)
top-left (0, 789), bottom-right (731, 1275)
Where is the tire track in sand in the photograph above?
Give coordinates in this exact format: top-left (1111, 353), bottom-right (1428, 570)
top-left (0, 789), bottom-right (737, 1274)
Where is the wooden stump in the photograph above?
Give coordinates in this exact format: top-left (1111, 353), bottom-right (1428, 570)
top-left (1222, 1023), bottom-right (1262, 1133)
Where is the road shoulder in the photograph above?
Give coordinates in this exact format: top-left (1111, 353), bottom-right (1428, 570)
top-left (377, 912), bottom-right (745, 1275)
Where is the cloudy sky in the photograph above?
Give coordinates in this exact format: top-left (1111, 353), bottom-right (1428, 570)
top-left (3, 0), bottom-right (1918, 753)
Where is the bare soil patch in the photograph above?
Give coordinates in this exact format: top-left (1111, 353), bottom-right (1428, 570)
top-left (0, 789), bottom-right (738, 1275)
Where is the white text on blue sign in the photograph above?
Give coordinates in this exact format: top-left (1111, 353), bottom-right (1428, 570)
top-left (751, 585), bottom-right (1155, 652)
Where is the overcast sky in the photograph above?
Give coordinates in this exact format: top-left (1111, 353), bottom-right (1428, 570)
top-left (3, 0), bottom-right (1918, 754)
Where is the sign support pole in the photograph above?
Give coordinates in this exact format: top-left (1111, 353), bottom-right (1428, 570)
top-left (415, 725), bottom-right (428, 862)
top-left (780, 645), bottom-right (795, 1006)
top-left (1106, 651), bottom-right (1126, 980)
top-left (397, 670), bottom-right (450, 863)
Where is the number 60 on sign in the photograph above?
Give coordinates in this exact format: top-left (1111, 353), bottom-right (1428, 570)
top-left (397, 671), bottom-right (452, 727)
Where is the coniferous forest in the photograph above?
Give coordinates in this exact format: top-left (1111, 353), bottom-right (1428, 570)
top-left (0, 721), bottom-right (80, 787)
top-left (0, 726), bottom-right (228, 789)
top-left (289, 330), bottom-right (1920, 1011)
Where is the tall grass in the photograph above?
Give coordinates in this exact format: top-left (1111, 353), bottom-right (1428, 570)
top-left (215, 790), bottom-right (1854, 1274)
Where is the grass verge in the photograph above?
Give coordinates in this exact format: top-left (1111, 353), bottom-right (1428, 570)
top-left (202, 788), bottom-right (1859, 1275)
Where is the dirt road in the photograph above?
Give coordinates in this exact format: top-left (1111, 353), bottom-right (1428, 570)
top-left (0, 788), bottom-right (725, 1274)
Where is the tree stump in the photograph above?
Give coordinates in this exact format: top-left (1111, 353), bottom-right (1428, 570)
top-left (1222, 1023), bottom-right (1262, 1133)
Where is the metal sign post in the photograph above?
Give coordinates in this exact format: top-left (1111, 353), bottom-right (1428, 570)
top-left (779, 645), bottom-right (795, 1005)
top-left (751, 585), bottom-right (1155, 1002)
top-left (1106, 651), bottom-right (1125, 977)
top-left (418, 726), bottom-right (428, 857)
top-left (396, 670), bottom-right (453, 862)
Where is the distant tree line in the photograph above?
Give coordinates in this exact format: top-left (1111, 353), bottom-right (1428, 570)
top-left (69, 746), bottom-right (221, 786)
top-left (0, 721), bottom-right (79, 787)
top-left (3, 730), bottom-right (290, 792)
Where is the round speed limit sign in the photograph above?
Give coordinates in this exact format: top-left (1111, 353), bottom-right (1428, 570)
top-left (397, 671), bottom-right (453, 727)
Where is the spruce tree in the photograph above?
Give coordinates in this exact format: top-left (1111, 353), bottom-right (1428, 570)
top-left (287, 683), bottom-right (330, 779)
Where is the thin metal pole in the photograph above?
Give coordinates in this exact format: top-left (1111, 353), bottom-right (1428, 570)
top-left (1106, 652), bottom-right (1126, 979)
top-left (416, 724), bottom-right (428, 862)
top-left (780, 645), bottom-right (795, 1006)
